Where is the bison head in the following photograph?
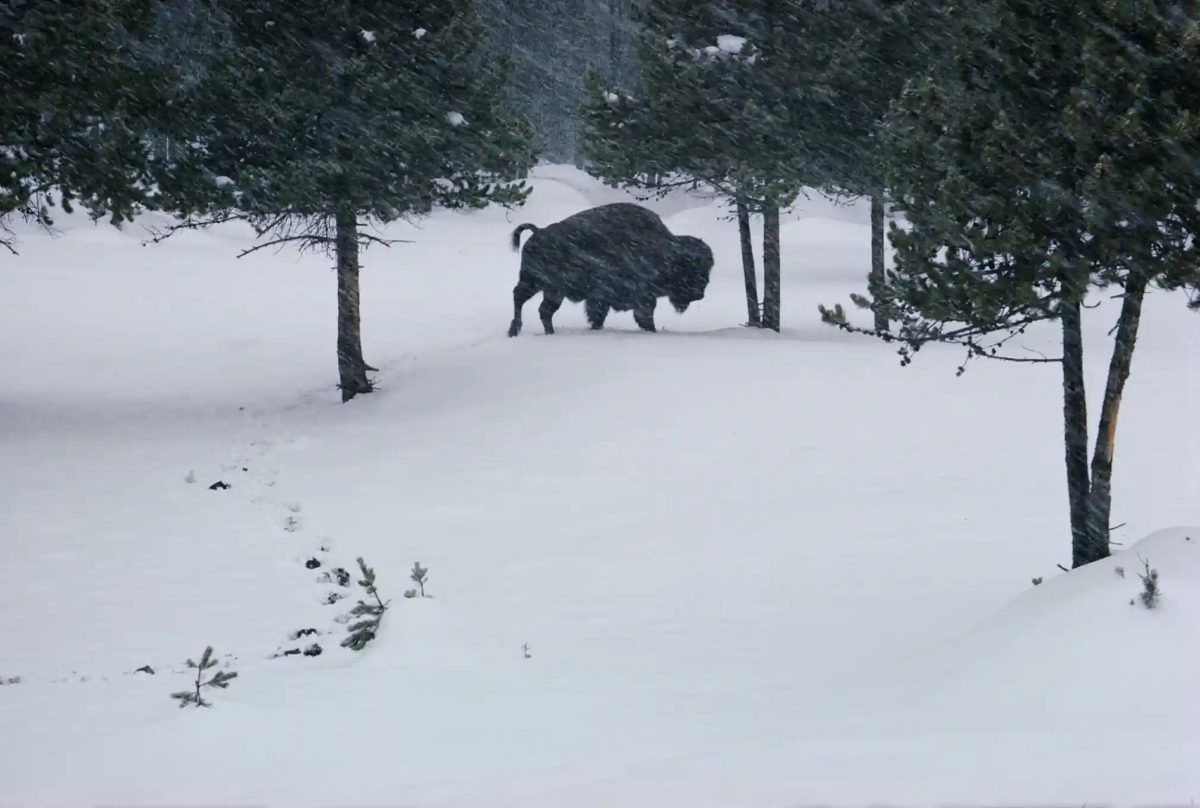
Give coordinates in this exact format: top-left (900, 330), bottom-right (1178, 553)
top-left (667, 236), bottom-right (714, 313)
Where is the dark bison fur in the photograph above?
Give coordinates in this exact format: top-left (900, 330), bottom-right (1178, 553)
top-left (507, 203), bottom-right (714, 337)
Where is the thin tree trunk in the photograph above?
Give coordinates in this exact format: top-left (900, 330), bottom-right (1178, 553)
top-left (609, 0), bottom-right (622, 82)
top-left (335, 209), bottom-right (373, 402)
top-left (761, 202), bottom-right (781, 332)
top-left (870, 192), bottom-right (888, 332)
top-left (737, 198), bottom-right (760, 327)
top-left (1060, 297), bottom-right (1094, 568)
top-left (1084, 272), bottom-right (1149, 561)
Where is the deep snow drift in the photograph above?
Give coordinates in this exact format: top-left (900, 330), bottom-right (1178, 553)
top-left (1, 165), bottom-right (1197, 806)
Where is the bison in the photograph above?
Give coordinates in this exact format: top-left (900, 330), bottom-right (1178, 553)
top-left (506, 203), bottom-right (714, 337)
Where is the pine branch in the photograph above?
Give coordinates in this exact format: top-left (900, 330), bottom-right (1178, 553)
top-left (820, 305), bottom-right (1062, 366)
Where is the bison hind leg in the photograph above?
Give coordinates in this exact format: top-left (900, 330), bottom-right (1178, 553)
top-left (539, 290), bottom-right (564, 335)
top-left (585, 299), bottom-right (609, 330)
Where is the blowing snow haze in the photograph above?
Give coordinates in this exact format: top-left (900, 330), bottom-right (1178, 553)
top-left (1, 1), bottom-right (1198, 805)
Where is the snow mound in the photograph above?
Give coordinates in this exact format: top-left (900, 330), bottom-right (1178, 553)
top-left (0, 165), bottom-right (1197, 806)
top-left (925, 526), bottom-right (1200, 726)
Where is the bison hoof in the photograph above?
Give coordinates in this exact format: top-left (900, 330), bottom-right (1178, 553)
top-left (508, 322), bottom-right (521, 337)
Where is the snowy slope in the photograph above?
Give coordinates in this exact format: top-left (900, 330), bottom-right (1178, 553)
top-left (1, 166), bottom-right (1197, 806)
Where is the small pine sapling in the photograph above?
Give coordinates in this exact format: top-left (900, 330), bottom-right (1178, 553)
top-left (341, 557), bottom-right (388, 651)
top-left (410, 561), bottom-right (429, 597)
top-left (1137, 557), bottom-right (1160, 609)
top-left (171, 646), bottom-right (237, 708)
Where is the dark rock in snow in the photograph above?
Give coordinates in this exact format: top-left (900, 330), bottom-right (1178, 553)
top-left (134, 665), bottom-right (155, 675)
top-left (303, 644), bottom-right (322, 657)
top-left (305, 557), bottom-right (321, 569)
top-left (290, 628), bottom-right (319, 639)
top-left (208, 480), bottom-right (230, 490)
top-left (332, 567), bottom-right (351, 587)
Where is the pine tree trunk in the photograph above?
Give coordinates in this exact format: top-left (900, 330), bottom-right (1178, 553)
top-left (761, 202), bottom-right (781, 332)
top-left (609, 0), bottom-right (622, 82)
top-left (1060, 297), bottom-right (1094, 568)
top-left (335, 209), bottom-right (373, 402)
top-left (1084, 272), bottom-right (1149, 561)
top-left (870, 192), bottom-right (888, 332)
top-left (737, 198), bottom-right (760, 327)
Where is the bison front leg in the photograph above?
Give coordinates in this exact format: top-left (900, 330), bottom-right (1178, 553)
top-left (633, 297), bottom-right (657, 332)
top-left (539, 290), bottom-right (564, 335)
top-left (585, 298), bottom-right (609, 330)
top-left (508, 277), bottom-right (537, 337)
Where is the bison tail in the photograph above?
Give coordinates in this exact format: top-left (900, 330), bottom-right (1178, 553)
top-left (510, 223), bottom-right (539, 252)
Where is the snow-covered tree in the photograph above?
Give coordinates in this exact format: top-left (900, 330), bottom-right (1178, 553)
top-left (582, 0), bottom-right (829, 331)
top-left (156, 0), bottom-right (536, 400)
top-left (823, 0), bottom-right (1200, 567)
top-left (0, 1), bottom-right (165, 253)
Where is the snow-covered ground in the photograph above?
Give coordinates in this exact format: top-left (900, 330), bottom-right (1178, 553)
top-left (1, 165), bottom-right (1197, 806)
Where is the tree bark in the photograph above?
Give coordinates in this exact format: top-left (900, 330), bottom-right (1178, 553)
top-left (1085, 272), bottom-right (1149, 561)
top-left (870, 192), bottom-right (889, 332)
top-left (736, 198), bottom-right (760, 327)
top-left (761, 202), bottom-right (781, 332)
top-left (1060, 297), bottom-right (1094, 568)
top-left (335, 209), bottom-right (373, 402)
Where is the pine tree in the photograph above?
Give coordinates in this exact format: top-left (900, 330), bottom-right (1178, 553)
top-left (170, 645), bottom-right (237, 708)
top-left (793, 0), bottom-right (950, 332)
top-left (580, 0), bottom-right (824, 331)
top-left (156, 1), bottom-right (536, 400)
top-left (823, 0), bottom-right (1200, 567)
top-left (477, 0), bottom-right (642, 163)
top-left (342, 557), bottom-right (387, 651)
top-left (0, 0), bottom-right (166, 253)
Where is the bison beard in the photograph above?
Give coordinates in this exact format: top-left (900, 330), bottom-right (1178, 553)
top-left (507, 203), bottom-right (714, 337)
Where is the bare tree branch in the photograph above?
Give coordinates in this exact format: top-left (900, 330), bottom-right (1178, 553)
top-left (236, 234), bottom-right (335, 258)
top-left (141, 212), bottom-right (246, 246)
top-left (142, 209), bottom-right (415, 258)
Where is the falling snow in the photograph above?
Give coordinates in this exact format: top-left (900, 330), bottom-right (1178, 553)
top-left (2, 3), bottom-right (1198, 806)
